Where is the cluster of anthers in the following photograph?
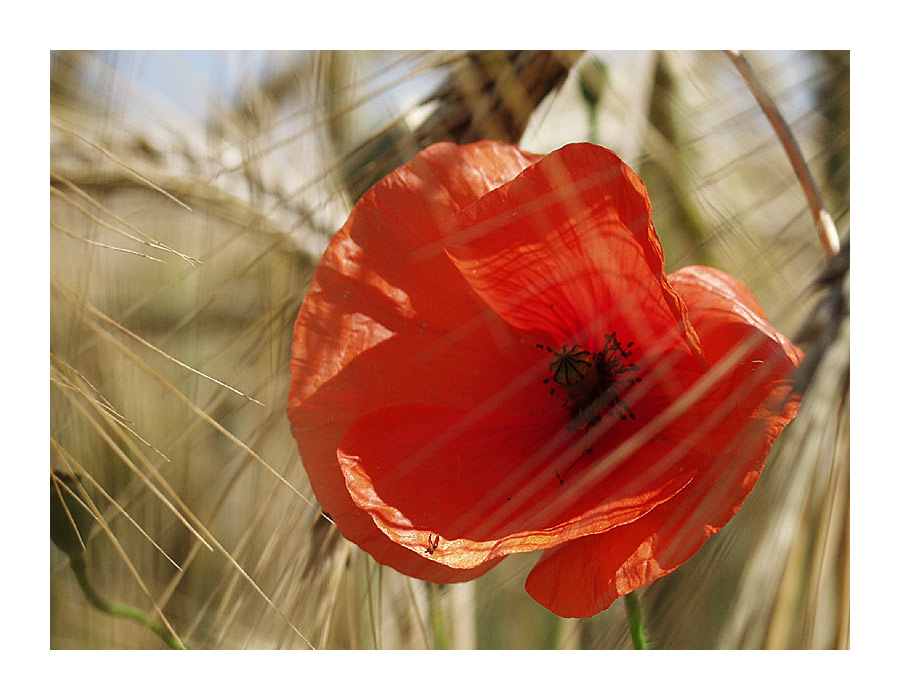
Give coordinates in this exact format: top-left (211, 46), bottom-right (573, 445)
top-left (539, 332), bottom-right (642, 430)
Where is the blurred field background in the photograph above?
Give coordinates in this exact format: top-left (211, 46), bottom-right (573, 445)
top-left (49, 50), bottom-right (849, 649)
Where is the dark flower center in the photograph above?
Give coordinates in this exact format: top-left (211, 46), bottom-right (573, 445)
top-left (539, 333), bottom-right (642, 428)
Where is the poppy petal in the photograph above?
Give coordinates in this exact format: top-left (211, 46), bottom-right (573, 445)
top-left (445, 143), bottom-right (703, 364)
top-left (291, 141), bottom-right (540, 409)
top-left (669, 265), bottom-right (803, 370)
top-left (525, 265), bottom-right (802, 617)
top-left (337, 402), bottom-right (697, 569)
top-left (525, 495), bottom-right (682, 618)
top-left (288, 142), bottom-right (540, 582)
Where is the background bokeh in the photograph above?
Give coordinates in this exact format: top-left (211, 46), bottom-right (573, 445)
top-left (49, 50), bottom-right (849, 649)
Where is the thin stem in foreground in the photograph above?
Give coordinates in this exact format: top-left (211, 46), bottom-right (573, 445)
top-left (68, 553), bottom-right (187, 649)
top-left (624, 592), bottom-right (648, 649)
top-left (726, 50), bottom-right (841, 260)
top-left (430, 584), bottom-right (450, 650)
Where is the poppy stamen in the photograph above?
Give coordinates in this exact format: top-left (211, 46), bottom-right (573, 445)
top-left (545, 334), bottom-right (641, 430)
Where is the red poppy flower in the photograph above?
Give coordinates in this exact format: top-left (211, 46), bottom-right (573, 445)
top-left (287, 141), bottom-right (802, 618)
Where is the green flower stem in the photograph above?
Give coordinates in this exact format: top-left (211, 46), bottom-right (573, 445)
top-left (68, 553), bottom-right (186, 649)
top-left (624, 592), bottom-right (648, 649)
top-left (430, 584), bottom-right (449, 650)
